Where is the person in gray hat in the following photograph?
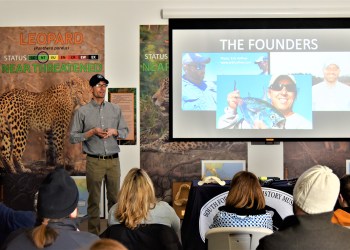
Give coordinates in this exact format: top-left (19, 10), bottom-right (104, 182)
top-left (2, 168), bottom-right (99, 250)
top-left (182, 53), bottom-right (217, 111)
top-left (70, 74), bottom-right (129, 235)
top-left (257, 165), bottom-right (350, 250)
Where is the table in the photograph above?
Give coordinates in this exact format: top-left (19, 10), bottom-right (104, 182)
top-left (181, 179), bottom-right (296, 250)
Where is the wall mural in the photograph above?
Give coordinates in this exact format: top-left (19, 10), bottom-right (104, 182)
top-left (0, 26), bottom-right (104, 209)
top-left (139, 25), bottom-right (247, 202)
top-left (284, 141), bottom-right (350, 179)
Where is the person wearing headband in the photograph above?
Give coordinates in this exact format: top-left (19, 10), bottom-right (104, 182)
top-left (209, 171), bottom-right (273, 230)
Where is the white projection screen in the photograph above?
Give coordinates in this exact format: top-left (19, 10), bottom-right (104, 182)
top-left (169, 18), bottom-right (350, 141)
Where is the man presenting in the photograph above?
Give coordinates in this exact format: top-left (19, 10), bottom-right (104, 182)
top-left (70, 74), bottom-right (129, 235)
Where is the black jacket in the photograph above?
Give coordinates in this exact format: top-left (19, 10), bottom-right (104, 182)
top-left (100, 223), bottom-right (182, 250)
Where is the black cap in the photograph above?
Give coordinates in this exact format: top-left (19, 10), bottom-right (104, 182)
top-left (89, 74), bottom-right (109, 87)
top-left (37, 168), bottom-right (79, 219)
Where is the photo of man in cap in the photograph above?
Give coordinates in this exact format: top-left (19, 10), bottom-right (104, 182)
top-left (255, 56), bottom-right (269, 75)
top-left (70, 74), bottom-right (129, 235)
top-left (182, 53), bottom-right (217, 111)
top-left (217, 74), bottom-right (312, 129)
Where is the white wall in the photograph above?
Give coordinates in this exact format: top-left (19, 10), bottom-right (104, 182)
top-left (1, 0), bottom-right (349, 181)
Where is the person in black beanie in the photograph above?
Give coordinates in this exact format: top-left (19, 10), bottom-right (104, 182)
top-left (2, 168), bottom-right (99, 250)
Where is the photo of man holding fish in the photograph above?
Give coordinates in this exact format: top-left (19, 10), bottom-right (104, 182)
top-left (216, 74), bottom-right (312, 129)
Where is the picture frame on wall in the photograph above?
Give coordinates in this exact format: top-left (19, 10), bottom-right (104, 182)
top-left (201, 160), bottom-right (246, 181)
top-left (108, 88), bottom-right (136, 145)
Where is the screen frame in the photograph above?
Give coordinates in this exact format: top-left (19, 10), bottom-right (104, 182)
top-left (169, 17), bottom-right (350, 142)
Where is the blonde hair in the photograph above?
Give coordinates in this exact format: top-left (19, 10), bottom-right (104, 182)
top-left (115, 168), bottom-right (157, 229)
top-left (31, 218), bottom-right (58, 248)
top-left (226, 171), bottom-right (265, 210)
top-left (90, 238), bottom-right (127, 250)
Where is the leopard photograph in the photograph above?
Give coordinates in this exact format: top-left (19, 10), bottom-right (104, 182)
top-left (0, 26), bottom-right (105, 210)
top-left (0, 77), bottom-right (92, 174)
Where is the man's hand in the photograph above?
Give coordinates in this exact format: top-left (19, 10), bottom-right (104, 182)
top-left (227, 90), bottom-right (241, 111)
top-left (94, 128), bottom-right (108, 138)
top-left (88, 128), bottom-right (119, 139)
top-left (102, 128), bottom-right (118, 139)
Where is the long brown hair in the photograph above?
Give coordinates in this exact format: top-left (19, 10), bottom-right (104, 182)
top-left (115, 168), bottom-right (157, 229)
top-left (30, 218), bottom-right (58, 248)
top-left (226, 171), bottom-right (265, 209)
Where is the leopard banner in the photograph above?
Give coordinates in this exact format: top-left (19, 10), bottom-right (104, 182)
top-left (0, 26), bottom-right (105, 209)
top-left (139, 25), bottom-right (248, 202)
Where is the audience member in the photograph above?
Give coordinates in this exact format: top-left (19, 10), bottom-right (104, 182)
top-left (209, 171), bottom-right (273, 230)
top-left (0, 203), bottom-right (36, 247)
top-left (90, 238), bottom-right (127, 250)
top-left (2, 168), bottom-right (99, 250)
top-left (332, 174), bottom-right (350, 226)
top-left (107, 168), bottom-right (180, 238)
top-left (257, 165), bottom-right (350, 250)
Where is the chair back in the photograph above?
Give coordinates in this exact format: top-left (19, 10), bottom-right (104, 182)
top-left (100, 223), bottom-right (182, 250)
top-left (205, 227), bottom-right (273, 250)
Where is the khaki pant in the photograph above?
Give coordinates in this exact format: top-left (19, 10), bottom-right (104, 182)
top-left (86, 156), bottom-right (120, 235)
